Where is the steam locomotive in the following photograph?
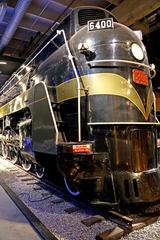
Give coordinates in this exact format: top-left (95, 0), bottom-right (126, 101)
top-left (0, 6), bottom-right (160, 208)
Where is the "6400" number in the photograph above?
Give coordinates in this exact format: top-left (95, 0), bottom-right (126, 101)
top-left (88, 18), bottom-right (114, 31)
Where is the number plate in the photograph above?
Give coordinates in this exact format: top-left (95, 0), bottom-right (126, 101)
top-left (88, 18), bottom-right (114, 31)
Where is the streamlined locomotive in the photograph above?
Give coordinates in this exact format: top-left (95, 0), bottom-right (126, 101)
top-left (0, 6), bottom-right (160, 207)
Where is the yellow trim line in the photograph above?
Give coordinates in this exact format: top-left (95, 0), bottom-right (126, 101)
top-left (56, 73), bottom-right (154, 120)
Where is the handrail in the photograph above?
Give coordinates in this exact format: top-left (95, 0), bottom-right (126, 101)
top-left (0, 28), bottom-right (82, 143)
top-left (0, 32), bottom-right (60, 95)
top-left (86, 59), bottom-right (156, 78)
top-left (153, 92), bottom-right (160, 123)
top-left (57, 29), bottom-right (82, 142)
top-left (88, 122), bottom-right (160, 125)
top-left (41, 82), bottom-right (59, 144)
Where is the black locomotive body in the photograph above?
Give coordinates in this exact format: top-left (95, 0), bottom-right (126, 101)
top-left (0, 6), bottom-right (160, 207)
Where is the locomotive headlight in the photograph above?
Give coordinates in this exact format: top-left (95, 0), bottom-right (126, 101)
top-left (78, 42), bottom-right (89, 51)
top-left (130, 43), bottom-right (144, 61)
top-left (78, 41), bottom-right (95, 60)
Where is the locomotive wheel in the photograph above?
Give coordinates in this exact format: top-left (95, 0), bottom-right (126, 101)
top-left (34, 164), bottom-right (45, 179)
top-left (64, 176), bottom-right (80, 196)
top-left (9, 147), bottom-right (18, 164)
top-left (21, 157), bottom-right (32, 171)
top-left (1, 143), bottom-right (9, 159)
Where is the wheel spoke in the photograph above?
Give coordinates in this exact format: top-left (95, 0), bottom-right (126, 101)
top-left (1, 143), bottom-right (9, 159)
top-left (10, 147), bottom-right (18, 164)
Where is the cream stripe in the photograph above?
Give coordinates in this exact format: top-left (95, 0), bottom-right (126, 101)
top-left (56, 73), bottom-right (153, 120)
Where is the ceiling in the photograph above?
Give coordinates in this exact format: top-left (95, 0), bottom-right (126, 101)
top-left (0, 0), bottom-right (160, 89)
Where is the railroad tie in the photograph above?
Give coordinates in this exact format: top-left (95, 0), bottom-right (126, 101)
top-left (81, 215), bottom-right (105, 227)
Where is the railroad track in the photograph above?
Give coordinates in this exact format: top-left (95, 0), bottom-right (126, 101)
top-left (0, 157), bottom-right (160, 240)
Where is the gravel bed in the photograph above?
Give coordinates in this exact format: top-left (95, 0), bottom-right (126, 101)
top-left (121, 219), bottom-right (160, 240)
top-left (1, 158), bottom-right (160, 240)
top-left (0, 158), bottom-right (116, 240)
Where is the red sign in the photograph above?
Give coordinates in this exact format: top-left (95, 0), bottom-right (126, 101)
top-left (132, 69), bottom-right (148, 86)
top-left (72, 144), bottom-right (91, 153)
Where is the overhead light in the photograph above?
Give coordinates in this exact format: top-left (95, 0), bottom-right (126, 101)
top-left (0, 61), bottom-right (7, 64)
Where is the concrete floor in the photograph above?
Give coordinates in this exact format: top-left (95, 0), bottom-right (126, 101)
top-left (0, 185), bottom-right (42, 240)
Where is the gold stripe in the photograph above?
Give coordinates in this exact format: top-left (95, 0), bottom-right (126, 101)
top-left (0, 73), bottom-right (153, 121)
top-left (146, 87), bottom-right (154, 119)
top-left (0, 92), bottom-right (28, 118)
top-left (56, 73), bottom-right (153, 120)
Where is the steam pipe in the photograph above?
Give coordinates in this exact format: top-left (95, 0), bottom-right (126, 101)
top-left (0, 0), bottom-right (32, 52)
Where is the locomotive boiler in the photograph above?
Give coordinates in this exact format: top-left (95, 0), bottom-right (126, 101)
top-left (0, 6), bottom-right (160, 208)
